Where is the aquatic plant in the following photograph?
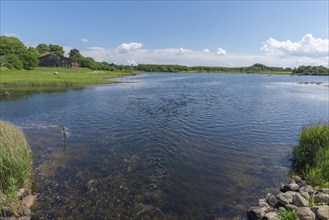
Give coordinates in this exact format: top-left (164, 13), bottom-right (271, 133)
top-left (0, 120), bottom-right (32, 207)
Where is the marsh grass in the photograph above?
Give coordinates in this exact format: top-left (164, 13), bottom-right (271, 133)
top-left (278, 209), bottom-right (300, 220)
top-left (0, 120), bottom-right (32, 208)
top-left (290, 122), bottom-right (329, 187)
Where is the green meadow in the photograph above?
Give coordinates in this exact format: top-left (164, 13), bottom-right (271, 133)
top-left (0, 67), bottom-right (137, 87)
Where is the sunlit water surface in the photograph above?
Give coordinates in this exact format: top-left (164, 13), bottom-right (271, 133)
top-left (1, 73), bottom-right (328, 219)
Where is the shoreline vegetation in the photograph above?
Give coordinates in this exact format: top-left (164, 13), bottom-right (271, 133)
top-left (248, 123), bottom-right (329, 220)
top-left (0, 120), bottom-right (34, 217)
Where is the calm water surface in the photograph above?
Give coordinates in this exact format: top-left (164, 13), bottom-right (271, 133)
top-left (1, 73), bottom-right (328, 219)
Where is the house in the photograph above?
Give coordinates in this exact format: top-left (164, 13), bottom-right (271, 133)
top-left (39, 53), bottom-right (79, 68)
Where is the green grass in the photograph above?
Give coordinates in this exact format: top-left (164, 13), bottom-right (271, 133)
top-left (0, 120), bottom-right (33, 208)
top-left (304, 146), bottom-right (329, 188)
top-left (278, 209), bottom-right (300, 220)
top-left (290, 123), bottom-right (329, 187)
top-left (0, 67), bottom-right (137, 86)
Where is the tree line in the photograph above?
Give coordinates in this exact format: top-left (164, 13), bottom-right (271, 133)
top-left (135, 63), bottom-right (292, 73)
top-left (292, 65), bottom-right (329, 75)
top-left (0, 35), bottom-right (328, 75)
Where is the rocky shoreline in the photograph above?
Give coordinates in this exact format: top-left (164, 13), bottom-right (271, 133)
top-left (0, 188), bottom-right (36, 220)
top-left (247, 175), bottom-right (329, 220)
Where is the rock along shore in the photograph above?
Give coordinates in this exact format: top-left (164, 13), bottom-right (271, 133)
top-left (247, 175), bottom-right (329, 220)
top-left (0, 188), bottom-right (36, 220)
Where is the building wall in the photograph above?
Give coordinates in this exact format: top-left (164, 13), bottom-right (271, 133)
top-left (39, 54), bottom-right (79, 67)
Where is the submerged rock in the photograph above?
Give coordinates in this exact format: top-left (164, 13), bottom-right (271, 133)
top-left (266, 193), bottom-right (279, 208)
top-left (1, 207), bottom-right (12, 217)
top-left (21, 195), bottom-right (36, 208)
top-left (247, 206), bottom-right (266, 220)
top-left (263, 212), bottom-right (279, 220)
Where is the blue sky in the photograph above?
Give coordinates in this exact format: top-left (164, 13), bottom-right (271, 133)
top-left (1, 1), bottom-right (328, 67)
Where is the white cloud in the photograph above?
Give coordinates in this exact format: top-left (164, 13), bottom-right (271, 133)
top-left (117, 42), bottom-right (143, 53)
top-left (261, 34), bottom-right (329, 57)
top-left (217, 48), bottom-right (227, 56)
top-left (4, 32), bottom-right (16, 37)
top-left (202, 49), bottom-right (210, 54)
top-left (82, 38), bottom-right (89, 43)
top-left (79, 34), bottom-right (329, 68)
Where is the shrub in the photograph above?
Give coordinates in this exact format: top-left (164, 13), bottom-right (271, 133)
top-left (0, 120), bottom-right (32, 207)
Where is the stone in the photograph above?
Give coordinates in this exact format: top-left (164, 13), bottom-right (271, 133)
top-left (264, 212), bottom-right (280, 220)
top-left (87, 179), bottom-right (97, 192)
top-left (1, 207), bottom-right (12, 217)
top-left (285, 204), bottom-right (298, 211)
top-left (297, 207), bottom-right (316, 220)
top-left (21, 195), bottom-right (36, 208)
top-left (18, 216), bottom-right (31, 220)
top-left (289, 179), bottom-right (296, 184)
top-left (276, 191), bottom-right (297, 205)
top-left (314, 193), bottom-right (329, 203)
top-left (17, 188), bottom-right (29, 199)
top-left (310, 206), bottom-right (320, 213)
top-left (293, 193), bottom-right (309, 207)
top-left (299, 185), bottom-right (314, 194)
top-left (17, 207), bottom-right (31, 216)
top-left (247, 206), bottom-right (266, 220)
top-left (259, 198), bottom-right (274, 213)
top-left (300, 191), bottom-right (310, 201)
top-left (318, 188), bottom-right (329, 194)
top-left (280, 183), bottom-right (291, 192)
top-left (1, 215), bottom-right (18, 220)
top-left (288, 183), bottom-right (300, 192)
top-left (316, 206), bottom-right (329, 220)
top-left (291, 175), bottom-right (302, 182)
top-left (267, 193), bottom-right (279, 208)
top-left (297, 180), bottom-right (307, 187)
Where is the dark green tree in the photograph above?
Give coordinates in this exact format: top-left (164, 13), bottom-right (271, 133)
top-left (49, 44), bottom-right (64, 56)
top-left (36, 43), bottom-right (49, 54)
top-left (20, 50), bottom-right (39, 70)
top-left (1, 54), bottom-right (24, 69)
top-left (0, 36), bottom-right (27, 56)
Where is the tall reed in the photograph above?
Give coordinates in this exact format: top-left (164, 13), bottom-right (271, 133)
top-left (0, 120), bottom-right (32, 207)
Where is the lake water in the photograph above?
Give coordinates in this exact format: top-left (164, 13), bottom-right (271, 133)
top-left (0, 73), bottom-right (328, 219)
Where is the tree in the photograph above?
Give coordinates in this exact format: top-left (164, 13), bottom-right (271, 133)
top-left (49, 44), bottom-right (64, 56)
top-left (20, 50), bottom-right (38, 70)
top-left (0, 36), bottom-right (26, 56)
top-left (69, 48), bottom-right (80, 57)
top-left (2, 54), bottom-right (24, 69)
top-left (36, 44), bottom-right (49, 54)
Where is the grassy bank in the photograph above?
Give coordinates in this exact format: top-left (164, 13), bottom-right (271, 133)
top-left (0, 120), bottom-right (33, 208)
top-left (0, 67), bottom-right (137, 87)
top-left (290, 123), bottom-right (329, 187)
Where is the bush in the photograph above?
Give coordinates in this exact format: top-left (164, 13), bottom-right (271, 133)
top-left (0, 120), bottom-right (32, 207)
